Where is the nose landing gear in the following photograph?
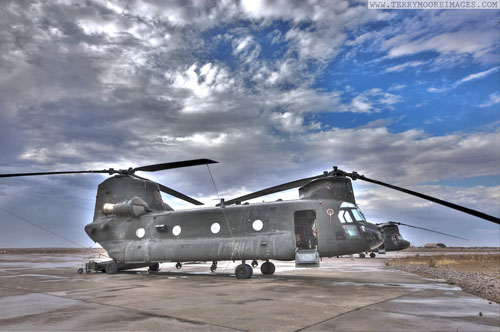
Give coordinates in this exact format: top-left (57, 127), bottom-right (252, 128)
top-left (210, 261), bottom-right (217, 272)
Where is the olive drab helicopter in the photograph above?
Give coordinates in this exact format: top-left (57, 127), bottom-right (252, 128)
top-left (1, 159), bottom-right (499, 279)
top-left (358, 221), bottom-right (470, 258)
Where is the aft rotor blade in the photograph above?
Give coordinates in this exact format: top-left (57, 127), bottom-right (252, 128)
top-left (224, 174), bottom-right (325, 205)
top-left (388, 222), bottom-right (469, 241)
top-left (134, 159), bottom-right (217, 172)
top-left (352, 174), bottom-right (500, 225)
top-left (0, 170), bottom-right (110, 178)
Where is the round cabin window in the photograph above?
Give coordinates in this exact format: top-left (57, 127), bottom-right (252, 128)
top-left (136, 228), bottom-right (145, 239)
top-left (210, 222), bottom-right (221, 234)
top-left (252, 219), bottom-right (264, 231)
top-left (172, 225), bottom-right (182, 237)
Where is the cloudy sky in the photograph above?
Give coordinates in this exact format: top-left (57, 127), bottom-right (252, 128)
top-left (0, 1), bottom-right (499, 248)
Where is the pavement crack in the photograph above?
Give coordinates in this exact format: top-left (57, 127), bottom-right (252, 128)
top-left (294, 291), bottom-right (419, 332)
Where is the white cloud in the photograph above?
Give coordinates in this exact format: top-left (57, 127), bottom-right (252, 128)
top-left (389, 84), bottom-right (406, 91)
top-left (170, 62), bottom-right (237, 112)
top-left (427, 66), bottom-right (499, 93)
top-left (285, 27), bottom-right (347, 62)
top-left (348, 88), bottom-right (402, 113)
top-left (427, 87), bottom-right (448, 93)
top-left (351, 94), bottom-right (373, 112)
top-left (453, 66), bottom-right (499, 87)
top-left (385, 61), bottom-right (425, 72)
top-left (478, 92), bottom-right (500, 108)
top-left (270, 112), bottom-right (305, 133)
top-left (373, 11), bottom-right (499, 68)
top-left (387, 30), bottom-right (498, 63)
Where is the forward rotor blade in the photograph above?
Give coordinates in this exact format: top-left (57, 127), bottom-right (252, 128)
top-left (134, 159), bottom-right (217, 172)
top-left (132, 174), bottom-right (204, 206)
top-left (224, 174), bottom-right (325, 205)
top-left (157, 183), bottom-right (204, 205)
top-left (388, 221), bottom-right (469, 241)
top-left (0, 170), bottom-right (110, 178)
top-left (351, 173), bottom-right (500, 225)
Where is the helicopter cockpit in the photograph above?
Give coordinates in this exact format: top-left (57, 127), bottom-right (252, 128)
top-left (337, 202), bottom-right (364, 238)
top-left (338, 202), bottom-right (384, 249)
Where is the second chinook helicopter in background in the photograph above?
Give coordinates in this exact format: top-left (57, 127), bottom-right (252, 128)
top-left (358, 221), bottom-right (469, 258)
top-left (1, 160), bottom-right (498, 279)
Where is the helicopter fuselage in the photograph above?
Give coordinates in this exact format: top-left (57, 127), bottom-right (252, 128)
top-left (85, 176), bottom-right (384, 266)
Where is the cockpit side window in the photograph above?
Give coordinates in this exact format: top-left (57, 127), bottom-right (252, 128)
top-left (351, 209), bottom-right (365, 222)
top-left (338, 209), bottom-right (354, 223)
top-left (343, 224), bottom-right (360, 238)
top-left (338, 210), bottom-right (346, 223)
top-left (343, 210), bottom-right (353, 223)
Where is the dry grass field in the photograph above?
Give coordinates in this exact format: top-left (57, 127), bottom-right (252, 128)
top-left (387, 253), bottom-right (500, 303)
top-left (387, 253), bottom-right (500, 273)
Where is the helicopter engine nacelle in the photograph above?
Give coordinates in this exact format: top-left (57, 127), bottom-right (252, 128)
top-left (299, 177), bottom-right (356, 203)
top-left (103, 197), bottom-right (150, 217)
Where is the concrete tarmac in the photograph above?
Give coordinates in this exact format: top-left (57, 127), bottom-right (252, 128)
top-left (0, 253), bottom-right (498, 331)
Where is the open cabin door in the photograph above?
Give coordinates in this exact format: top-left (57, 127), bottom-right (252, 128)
top-left (294, 210), bottom-right (320, 267)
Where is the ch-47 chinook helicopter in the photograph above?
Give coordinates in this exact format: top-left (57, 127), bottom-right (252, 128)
top-left (359, 221), bottom-right (470, 258)
top-left (1, 159), bottom-right (499, 279)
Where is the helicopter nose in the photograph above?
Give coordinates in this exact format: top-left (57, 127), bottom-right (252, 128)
top-left (362, 223), bottom-right (385, 250)
top-left (400, 239), bottom-right (410, 250)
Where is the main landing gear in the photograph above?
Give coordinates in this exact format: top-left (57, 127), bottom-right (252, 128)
top-left (260, 261), bottom-right (275, 276)
top-left (234, 260), bottom-right (276, 279)
top-left (148, 263), bottom-right (160, 272)
top-left (359, 252), bottom-right (376, 258)
top-left (235, 263), bottom-right (253, 279)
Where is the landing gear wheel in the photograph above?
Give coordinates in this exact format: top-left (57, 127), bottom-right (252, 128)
top-left (149, 263), bottom-right (160, 272)
top-left (77, 268), bottom-right (84, 274)
top-left (251, 260), bottom-right (258, 268)
top-left (175, 262), bottom-right (182, 270)
top-left (235, 264), bottom-right (253, 279)
top-left (260, 261), bottom-right (275, 275)
top-left (370, 252), bottom-right (376, 258)
top-left (359, 253), bottom-right (366, 258)
top-left (210, 261), bottom-right (217, 272)
top-left (105, 261), bottom-right (118, 274)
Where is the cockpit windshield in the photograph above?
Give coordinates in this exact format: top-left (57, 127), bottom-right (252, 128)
top-left (338, 202), bottom-right (367, 223)
top-left (351, 208), bottom-right (366, 222)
